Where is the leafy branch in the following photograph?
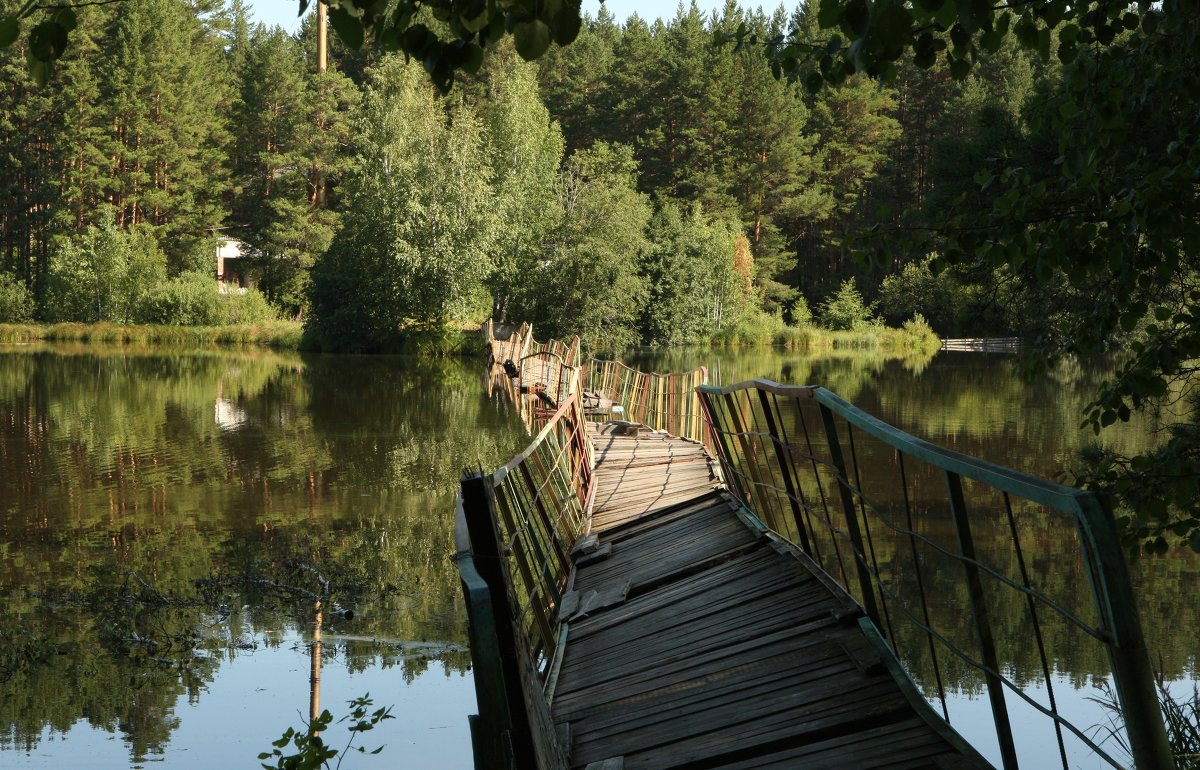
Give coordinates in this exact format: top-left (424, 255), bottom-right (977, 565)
top-left (259, 694), bottom-right (394, 770)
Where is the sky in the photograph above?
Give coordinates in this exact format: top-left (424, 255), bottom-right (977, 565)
top-left (245, 1), bottom-right (733, 35)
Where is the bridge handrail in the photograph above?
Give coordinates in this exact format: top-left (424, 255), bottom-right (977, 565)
top-left (455, 390), bottom-right (593, 768)
top-left (696, 378), bottom-right (1173, 770)
top-left (585, 358), bottom-right (708, 443)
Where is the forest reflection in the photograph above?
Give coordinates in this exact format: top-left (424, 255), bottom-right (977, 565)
top-left (0, 346), bottom-right (527, 764)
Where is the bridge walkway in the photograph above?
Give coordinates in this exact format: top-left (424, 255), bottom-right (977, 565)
top-left (550, 424), bottom-right (989, 769)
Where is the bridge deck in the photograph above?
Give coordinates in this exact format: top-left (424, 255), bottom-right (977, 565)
top-left (552, 425), bottom-right (989, 769)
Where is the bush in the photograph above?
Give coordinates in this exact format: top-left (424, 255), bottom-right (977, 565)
top-left (43, 221), bottom-right (166, 323)
top-left (135, 271), bottom-right (222, 326)
top-left (220, 289), bottom-right (277, 325)
top-left (0, 273), bottom-right (34, 323)
top-left (791, 296), bottom-right (814, 327)
top-left (819, 278), bottom-right (878, 331)
top-left (879, 258), bottom-right (960, 334)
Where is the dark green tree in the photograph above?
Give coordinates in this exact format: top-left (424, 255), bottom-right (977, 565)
top-left (100, 0), bottom-right (229, 270)
top-left (228, 25), bottom-right (356, 317)
top-left (764, 0), bottom-right (1200, 550)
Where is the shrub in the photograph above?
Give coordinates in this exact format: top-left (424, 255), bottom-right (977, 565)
top-left (0, 273), bottom-right (34, 323)
top-left (818, 278), bottom-right (878, 331)
top-left (790, 296), bottom-right (814, 327)
top-left (43, 221), bottom-right (166, 323)
top-left (220, 289), bottom-right (277, 325)
top-left (135, 271), bottom-right (223, 326)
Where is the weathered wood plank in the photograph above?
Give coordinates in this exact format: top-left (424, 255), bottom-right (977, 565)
top-left (500, 420), bottom-right (993, 770)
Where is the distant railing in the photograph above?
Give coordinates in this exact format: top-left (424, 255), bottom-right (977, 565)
top-left (584, 358), bottom-right (708, 443)
top-left (455, 391), bottom-right (593, 769)
top-left (482, 319), bottom-right (532, 366)
top-left (941, 337), bottom-right (1025, 353)
top-left (696, 380), bottom-right (1173, 770)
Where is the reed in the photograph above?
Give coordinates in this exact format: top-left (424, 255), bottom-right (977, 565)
top-left (0, 321), bottom-right (304, 349)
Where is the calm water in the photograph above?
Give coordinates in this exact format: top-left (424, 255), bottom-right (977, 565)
top-left (0, 344), bottom-right (1194, 768)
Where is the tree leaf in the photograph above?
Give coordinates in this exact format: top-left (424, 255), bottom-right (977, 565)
top-left (328, 6), bottom-right (364, 50)
top-left (513, 19), bottom-right (550, 61)
top-left (0, 17), bottom-right (18, 49)
top-left (817, 0), bottom-right (843, 30)
top-left (29, 21), bottom-right (68, 61)
top-left (550, 5), bottom-right (582, 45)
top-left (53, 8), bottom-right (76, 34)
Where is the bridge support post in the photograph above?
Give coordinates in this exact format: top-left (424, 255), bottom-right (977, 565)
top-left (459, 472), bottom-right (536, 769)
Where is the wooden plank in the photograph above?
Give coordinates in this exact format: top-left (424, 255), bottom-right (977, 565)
top-left (473, 391), bottom-right (989, 770)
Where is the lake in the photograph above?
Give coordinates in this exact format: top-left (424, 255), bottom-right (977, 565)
top-left (0, 343), bottom-right (1194, 768)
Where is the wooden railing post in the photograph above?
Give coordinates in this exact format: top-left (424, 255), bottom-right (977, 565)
top-left (459, 473), bottom-right (536, 769)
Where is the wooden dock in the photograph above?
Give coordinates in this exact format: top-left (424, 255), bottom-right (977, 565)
top-left (549, 426), bottom-right (988, 769)
top-left (459, 322), bottom-right (1174, 770)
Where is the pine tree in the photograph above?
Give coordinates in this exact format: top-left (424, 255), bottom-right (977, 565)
top-left (100, 0), bottom-right (230, 271)
top-left (537, 8), bottom-right (619, 155)
top-left (791, 1), bottom-right (901, 297)
top-left (228, 25), bottom-right (354, 316)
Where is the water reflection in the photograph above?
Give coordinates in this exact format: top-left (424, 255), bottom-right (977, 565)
top-left (0, 344), bottom-right (1194, 768)
top-left (0, 346), bottom-right (527, 767)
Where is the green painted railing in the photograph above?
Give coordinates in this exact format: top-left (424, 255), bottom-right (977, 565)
top-left (697, 379), bottom-right (1174, 770)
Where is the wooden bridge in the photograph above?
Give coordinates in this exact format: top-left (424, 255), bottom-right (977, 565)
top-left (456, 323), bottom-right (1174, 770)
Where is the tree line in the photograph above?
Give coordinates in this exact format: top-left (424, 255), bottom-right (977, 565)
top-left (1, 0), bottom-right (1195, 551)
top-left (2, 0), bottom-right (1018, 350)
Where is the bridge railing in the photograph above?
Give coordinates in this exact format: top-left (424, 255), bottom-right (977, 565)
top-left (518, 352), bottom-right (579, 408)
top-left (455, 391), bottom-right (593, 769)
top-left (696, 379), bottom-right (1173, 770)
top-left (585, 358), bottom-right (708, 443)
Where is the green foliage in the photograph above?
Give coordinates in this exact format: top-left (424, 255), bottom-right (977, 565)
top-left (767, 0), bottom-right (1200, 547)
top-left (308, 58), bottom-right (497, 351)
top-left (818, 278), bottom-right (878, 331)
top-left (220, 289), bottom-right (278, 326)
top-left (0, 273), bottom-right (34, 323)
top-left (1092, 675), bottom-right (1200, 770)
top-left (641, 201), bottom-right (746, 345)
top-left (527, 142), bottom-right (651, 351)
top-left (258, 694), bottom-right (393, 770)
top-left (134, 271), bottom-right (222, 327)
top-left (229, 26), bottom-right (358, 316)
top-left (44, 221), bottom-right (167, 323)
top-left (477, 43), bottom-right (564, 323)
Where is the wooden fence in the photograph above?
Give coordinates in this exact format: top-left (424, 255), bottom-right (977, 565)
top-left (583, 358), bottom-right (708, 442)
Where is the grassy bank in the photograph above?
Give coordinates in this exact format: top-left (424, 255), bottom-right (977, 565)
top-left (0, 321), bottom-right (305, 349)
top-left (711, 314), bottom-right (942, 356)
